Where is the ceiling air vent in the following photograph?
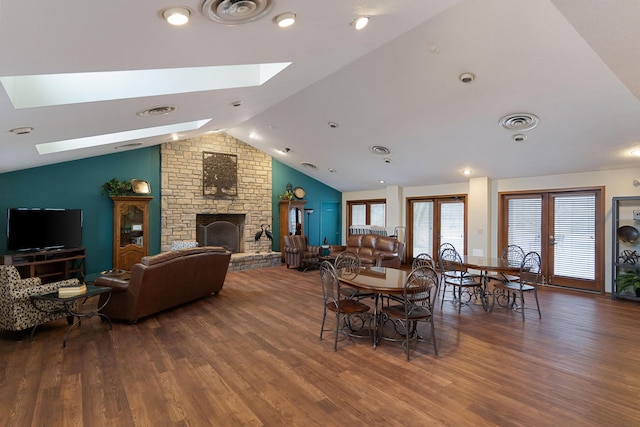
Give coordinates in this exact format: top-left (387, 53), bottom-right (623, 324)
top-left (202, 0), bottom-right (275, 25)
top-left (137, 106), bottom-right (176, 116)
top-left (369, 145), bottom-right (391, 156)
top-left (9, 127), bottom-right (33, 135)
top-left (301, 162), bottom-right (318, 170)
top-left (499, 113), bottom-right (539, 131)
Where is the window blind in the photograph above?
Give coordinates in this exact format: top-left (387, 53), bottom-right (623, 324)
top-left (507, 197), bottom-right (542, 254)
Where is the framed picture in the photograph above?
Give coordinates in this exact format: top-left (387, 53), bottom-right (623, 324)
top-left (203, 152), bottom-right (238, 197)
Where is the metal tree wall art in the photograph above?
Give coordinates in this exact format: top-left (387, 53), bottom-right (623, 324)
top-left (203, 152), bottom-right (238, 197)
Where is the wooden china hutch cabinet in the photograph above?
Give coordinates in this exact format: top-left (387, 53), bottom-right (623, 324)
top-left (111, 196), bottom-right (152, 270)
top-left (279, 200), bottom-right (306, 261)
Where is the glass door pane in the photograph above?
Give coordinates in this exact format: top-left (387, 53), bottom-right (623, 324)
top-left (507, 197), bottom-right (542, 254)
top-left (412, 201), bottom-right (434, 255)
top-left (440, 201), bottom-right (465, 254)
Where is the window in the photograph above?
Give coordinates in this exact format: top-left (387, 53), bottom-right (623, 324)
top-left (347, 200), bottom-right (386, 233)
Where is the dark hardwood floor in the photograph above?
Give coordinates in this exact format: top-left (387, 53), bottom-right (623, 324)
top-left (2, 265), bottom-right (640, 426)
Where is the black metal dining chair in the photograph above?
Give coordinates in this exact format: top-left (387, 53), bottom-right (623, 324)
top-left (412, 253), bottom-right (436, 270)
top-left (334, 251), bottom-right (372, 301)
top-left (492, 251), bottom-right (542, 320)
top-left (319, 261), bottom-right (371, 351)
top-left (439, 248), bottom-right (484, 313)
top-left (381, 265), bottom-right (439, 361)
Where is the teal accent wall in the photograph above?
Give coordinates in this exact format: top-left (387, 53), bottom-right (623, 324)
top-left (0, 147), bottom-right (161, 275)
top-left (272, 159), bottom-right (342, 249)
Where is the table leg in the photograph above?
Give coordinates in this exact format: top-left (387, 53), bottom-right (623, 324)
top-left (372, 293), bottom-right (380, 349)
top-left (481, 271), bottom-right (495, 312)
top-left (60, 293), bottom-right (112, 348)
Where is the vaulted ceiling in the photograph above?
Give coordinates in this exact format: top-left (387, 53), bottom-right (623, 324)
top-left (2, 0), bottom-right (640, 191)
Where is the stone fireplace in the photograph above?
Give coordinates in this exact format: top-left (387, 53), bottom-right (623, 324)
top-left (160, 133), bottom-right (280, 270)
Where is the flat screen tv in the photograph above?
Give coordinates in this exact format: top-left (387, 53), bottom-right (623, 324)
top-left (7, 208), bottom-right (83, 251)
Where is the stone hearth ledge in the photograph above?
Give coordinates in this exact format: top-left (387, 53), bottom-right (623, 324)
top-left (228, 252), bottom-right (282, 272)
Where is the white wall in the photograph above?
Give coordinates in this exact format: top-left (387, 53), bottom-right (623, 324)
top-left (341, 166), bottom-right (640, 293)
top-left (468, 176), bottom-right (491, 257)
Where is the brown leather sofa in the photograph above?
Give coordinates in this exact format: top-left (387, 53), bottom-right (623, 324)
top-left (331, 234), bottom-right (405, 268)
top-left (95, 246), bottom-right (231, 323)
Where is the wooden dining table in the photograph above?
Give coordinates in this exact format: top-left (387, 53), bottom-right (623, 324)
top-left (337, 266), bottom-right (410, 348)
top-left (460, 255), bottom-right (522, 311)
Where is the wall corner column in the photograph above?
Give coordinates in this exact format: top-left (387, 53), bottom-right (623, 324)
top-left (468, 176), bottom-right (491, 257)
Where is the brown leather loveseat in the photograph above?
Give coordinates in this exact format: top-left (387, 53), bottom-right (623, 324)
top-left (331, 234), bottom-right (405, 268)
top-left (96, 246), bottom-right (231, 323)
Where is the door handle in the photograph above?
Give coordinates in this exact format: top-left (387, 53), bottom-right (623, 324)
top-left (549, 235), bottom-right (556, 246)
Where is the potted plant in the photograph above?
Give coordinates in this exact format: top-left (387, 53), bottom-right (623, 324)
top-left (278, 189), bottom-right (294, 200)
top-left (615, 271), bottom-right (640, 297)
top-left (101, 178), bottom-right (134, 197)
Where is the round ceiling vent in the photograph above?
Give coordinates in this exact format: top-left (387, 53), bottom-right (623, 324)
top-left (202, 0), bottom-right (275, 25)
top-left (499, 113), bottom-right (539, 131)
top-left (137, 106), bottom-right (176, 116)
top-left (301, 162), bottom-right (318, 170)
top-left (369, 145), bottom-right (391, 156)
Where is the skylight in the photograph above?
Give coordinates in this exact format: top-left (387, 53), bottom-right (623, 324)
top-left (36, 119), bottom-right (211, 154)
top-left (1, 63), bottom-right (291, 109)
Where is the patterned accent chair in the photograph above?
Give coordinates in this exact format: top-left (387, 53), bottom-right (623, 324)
top-left (0, 265), bottom-right (79, 333)
top-left (283, 235), bottom-right (321, 269)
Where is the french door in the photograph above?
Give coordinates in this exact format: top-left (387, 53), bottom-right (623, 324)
top-left (499, 188), bottom-right (603, 292)
top-left (408, 196), bottom-right (467, 260)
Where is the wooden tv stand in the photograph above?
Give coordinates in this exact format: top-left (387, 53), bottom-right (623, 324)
top-left (1, 247), bottom-right (86, 283)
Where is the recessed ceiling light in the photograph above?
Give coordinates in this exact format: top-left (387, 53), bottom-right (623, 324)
top-left (230, 100), bottom-right (243, 107)
top-left (273, 12), bottom-right (296, 28)
top-left (463, 169), bottom-right (472, 176)
top-left (9, 127), bottom-right (33, 135)
top-left (512, 134), bottom-right (527, 142)
top-left (161, 7), bottom-right (191, 26)
top-left (379, 180), bottom-right (385, 184)
top-left (631, 149), bottom-right (640, 157)
top-left (277, 147), bottom-right (290, 154)
top-left (351, 16), bottom-right (369, 30)
top-left (328, 168), bottom-right (336, 173)
top-left (328, 121), bottom-right (339, 128)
